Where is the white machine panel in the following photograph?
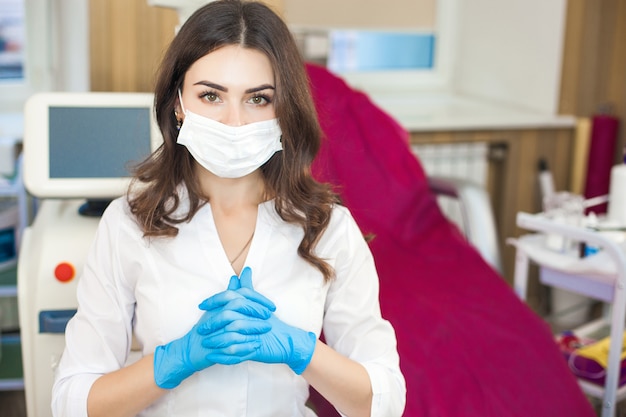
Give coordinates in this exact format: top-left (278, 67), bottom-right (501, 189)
top-left (18, 199), bottom-right (101, 417)
top-left (23, 92), bottom-right (159, 200)
top-left (20, 90), bottom-right (161, 417)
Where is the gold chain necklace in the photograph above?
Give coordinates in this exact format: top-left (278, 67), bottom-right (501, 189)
top-left (229, 232), bottom-right (254, 266)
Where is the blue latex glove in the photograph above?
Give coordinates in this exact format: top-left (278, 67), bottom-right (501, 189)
top-left (200, 267), bottom-right (317, 375)
top-left (154, 277), bottom-right (276, 389)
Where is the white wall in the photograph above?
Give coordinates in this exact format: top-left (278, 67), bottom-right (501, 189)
top-left (286, 0), bottom-right (568, 116)
top-left (453, 0), bottom-right (568, 114)
top-left (284, 0), bottom-right (436, 29)
top-left (0, 0), bottom-right (89, 114)
top-left (51, 0), bottom-right (90, 92)
top-left (4, 0), bottom-right (569, 117)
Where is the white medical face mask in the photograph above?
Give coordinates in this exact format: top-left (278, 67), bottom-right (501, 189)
top-left (176, 92), bottom-right (283, 178)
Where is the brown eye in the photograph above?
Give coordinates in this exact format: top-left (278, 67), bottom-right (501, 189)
top-left (248, 95), bottom-right (271, 105)
top-left (199, 90), bottom-right (221, 103)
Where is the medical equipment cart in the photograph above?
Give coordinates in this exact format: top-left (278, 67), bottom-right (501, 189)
top-left (510, 211), bottom-right (626, 417)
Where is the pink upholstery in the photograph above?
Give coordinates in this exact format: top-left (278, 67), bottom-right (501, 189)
top-left (306, 63), bottom-right (595, 417)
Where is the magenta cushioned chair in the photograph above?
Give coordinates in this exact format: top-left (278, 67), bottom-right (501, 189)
top-left (306, 62), bottom-right (595, 417)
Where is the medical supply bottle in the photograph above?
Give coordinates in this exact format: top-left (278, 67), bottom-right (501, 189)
top-left (607, 147), bottom-right (626, 226)
top-left (538, 158), bottom-right (555, 202)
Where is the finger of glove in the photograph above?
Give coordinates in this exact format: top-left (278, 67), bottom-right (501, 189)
top-left (206, 345), bottom-right (260, 365)
top-left (199, 289), bottom-right (275, 313)
top-left (235, 287), bottom-right (276, 312)
top-left (201, 331), bottom-right (260, 349)
top-left (198, 289), bottom-right (248, 311)
top-left (227, 275), bottom-right (240, 290)
top-left (187, 338), bottom-right (260, 367)
top-left (196, 310), bottom-right (241, 334)
top-left (199, 299), bottom-right (273, 332)
top-left (198, 290), bottom-right (238, 311)
top-left (224, 297), bottom-right (274, 319)
top-left (238, 266), bottom-right (254, 289)
top-left (197, 311), bottom-right (271, 335)
top-left (236, 267), bottom-right (276, 311)
top-left (223, 317), bottom-right (271, 335)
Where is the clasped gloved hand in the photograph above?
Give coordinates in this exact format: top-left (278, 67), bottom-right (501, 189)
top-left (199, 267), bottom-right (317, 375)
top-left (154, 277), bottom-right (276, 389)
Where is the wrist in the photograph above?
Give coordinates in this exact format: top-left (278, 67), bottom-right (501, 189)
top-left (290, 331), bottom-right (317, 375)
top-left (153, 343), bottom-right (194, 389)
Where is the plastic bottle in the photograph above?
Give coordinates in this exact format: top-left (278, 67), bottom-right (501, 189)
top-left (607, 149), bottom-right (626, 226)
top-left (538, 159), bottom-right (555, 203)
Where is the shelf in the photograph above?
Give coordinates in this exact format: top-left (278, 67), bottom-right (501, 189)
top-left (580, 379), bottom-right (626, 404)
top-left (571, 319), bottom-right (626, 402)
top-left (0, 262), bottom-right (17, 297)
top-left (513, 211), bottom-right (626, 417)
top-left (0, 333), bottom-right (23, 390)
top-left (0, 184), bottom-right (23, 197)
top-left (0, 155), bottom-right (24, 393)
top-left (510, 233), bottom-right (621, 277)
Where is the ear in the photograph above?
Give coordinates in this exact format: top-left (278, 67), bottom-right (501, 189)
top-left (174, 106), bottom-right (184, 130)
top-left (174, 104), bottom-right (183, 119)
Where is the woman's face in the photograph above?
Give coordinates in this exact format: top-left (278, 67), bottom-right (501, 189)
top-left (178, 45), bottom-right (276, 126)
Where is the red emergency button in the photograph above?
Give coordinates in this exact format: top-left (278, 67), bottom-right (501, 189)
top-left (54, 262), bottom-right (75, 283)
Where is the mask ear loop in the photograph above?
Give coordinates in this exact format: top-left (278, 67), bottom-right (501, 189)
top-left (175, 89), bottom-right (186, 131)
top-left (174, 110), bottom-right (182, 131)
top-left (177, 89), bottom-right (187, 114)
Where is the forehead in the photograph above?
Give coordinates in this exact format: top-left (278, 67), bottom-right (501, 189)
top-left (185, 45), bottom-right (275, 88)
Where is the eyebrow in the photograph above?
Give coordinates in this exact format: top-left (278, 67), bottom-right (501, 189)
top-left (193, 81), bottom-right (275, 94)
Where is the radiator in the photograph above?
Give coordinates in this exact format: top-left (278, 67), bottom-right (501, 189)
top-left (411, 142), bottom-right (490, 228)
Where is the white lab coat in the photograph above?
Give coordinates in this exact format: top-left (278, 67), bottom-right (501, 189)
top-left (52, 192), bottom-right (406, 417)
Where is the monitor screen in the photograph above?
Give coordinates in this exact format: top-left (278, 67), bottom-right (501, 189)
top-left (23, 92), bottom-right (162, 199)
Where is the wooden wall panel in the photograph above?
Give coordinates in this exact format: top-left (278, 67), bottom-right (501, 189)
top-left (89, 0), bottom-right (178, 92)
top-left (88, 0), bottom-right (287, 92)
top-left (89, 0), bottom-right (112, 91)
top-left (559, 0), bottom-right (626, 164)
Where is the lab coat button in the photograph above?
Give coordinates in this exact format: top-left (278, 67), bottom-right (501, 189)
top-left (54, 262), bottom-right (75, 282)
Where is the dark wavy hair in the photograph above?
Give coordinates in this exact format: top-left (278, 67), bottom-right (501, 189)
top-left (128, 0), bottom-right (340, 281)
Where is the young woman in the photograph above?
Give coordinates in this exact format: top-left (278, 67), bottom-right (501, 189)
top-left (52, 1), bottom-right (405, 416)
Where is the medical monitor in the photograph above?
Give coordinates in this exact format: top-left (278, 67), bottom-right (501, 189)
top-left (23, 92), bottom-right (162, 200)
